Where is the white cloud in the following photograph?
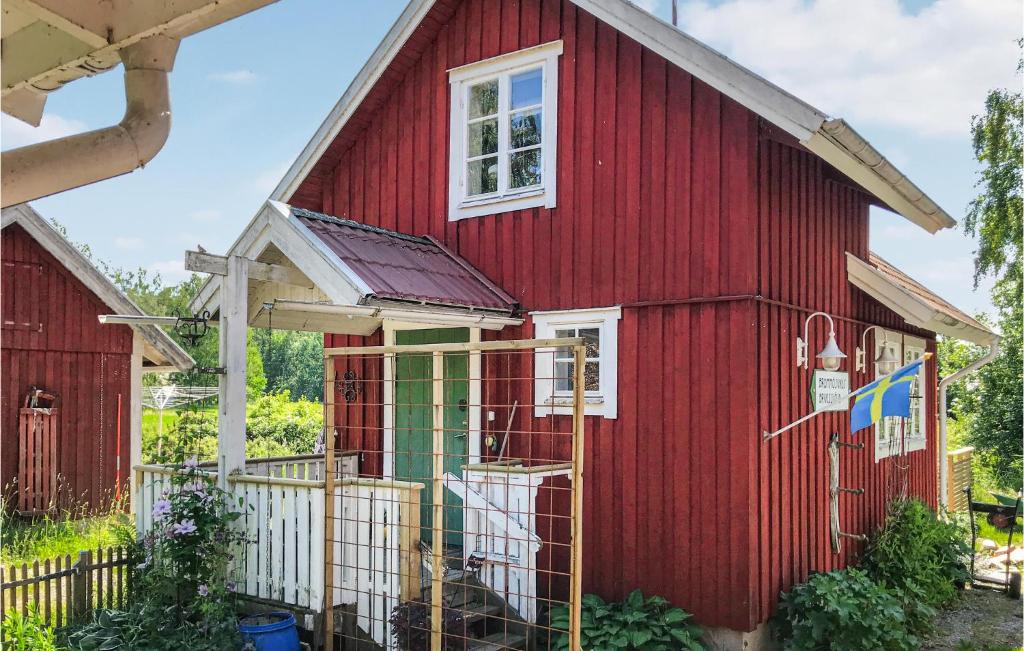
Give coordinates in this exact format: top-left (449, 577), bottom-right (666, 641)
top-left (1, 113), bottom-right (88, 150)
top-left (113, 236), bottom-right (145, 251)
top-left (148, 259), bottom-right (189, 283)
top-left (190, 208), bottom-right (223, 223)
top-left (679, 0), bottom-right (1022, 137)
top-left (208, 70), bottom-right (259, 85)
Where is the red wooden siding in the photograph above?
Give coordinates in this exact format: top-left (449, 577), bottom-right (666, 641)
top-left (295, 0), bottom-right (939, 632)
top-left (1, 223), bottom-right (133, 513)
top-left (752, 137), bottom-right (938, 626)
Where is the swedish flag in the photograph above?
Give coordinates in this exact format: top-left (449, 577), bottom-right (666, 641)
top-left (850, 357), bottom-right (924, 434)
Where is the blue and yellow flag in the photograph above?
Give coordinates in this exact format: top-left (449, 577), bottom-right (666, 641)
top-left (850, 357), bottom-right (924, 434)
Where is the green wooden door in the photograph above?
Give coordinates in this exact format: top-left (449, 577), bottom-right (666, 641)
top-left (394, 328), bottom-right (469, 547)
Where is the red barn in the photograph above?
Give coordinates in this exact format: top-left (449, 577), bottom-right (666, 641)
top-left (193, 0), bottom-right (998, 645)
top-left (2, 204), bottom-right (193, 514)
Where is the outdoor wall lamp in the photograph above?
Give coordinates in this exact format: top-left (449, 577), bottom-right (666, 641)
top-left (856, 325), bottom-right (900, 375)
top-left (796, 311), bottom-right (846, 371)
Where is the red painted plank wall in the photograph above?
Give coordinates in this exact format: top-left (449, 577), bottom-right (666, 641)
top-left (293, 0), bottom-right (939, 632)
top-left (751, 136), bottom-right (939, 627)
top-left (1, 223), bottom-right (133, 512)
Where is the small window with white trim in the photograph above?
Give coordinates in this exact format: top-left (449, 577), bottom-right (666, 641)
top-left (532, 306), bottom-right (619, 418)
top-left (448, 41), bottom-right (562, 221)
top-left (903, 336), bottom-right (927, 453)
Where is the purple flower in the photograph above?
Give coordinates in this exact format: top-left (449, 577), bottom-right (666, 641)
top-left (226, 581), bottom-right (236, 593)
top-left (172, 519), bottom-right (197, 536)
top-left (152, 499), bottom-right (172, 519)
top-left (197, 584), bottom-right (209, 597)
top-left (183, 456), bottom-right (199, 471)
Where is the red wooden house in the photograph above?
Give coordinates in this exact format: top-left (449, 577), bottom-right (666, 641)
top-left (2, 204), bottom-right (193, 514)
top-left (192, 0), bottom-right (998, 645)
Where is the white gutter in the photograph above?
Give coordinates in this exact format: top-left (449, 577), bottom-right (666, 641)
top-left (938, 339), bottom-right (1000, 508)
top-left (1, 35), bottom-right (179, 208)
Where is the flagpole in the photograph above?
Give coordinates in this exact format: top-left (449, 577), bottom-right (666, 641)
top-left (762, 353), bottom-right (931, 441)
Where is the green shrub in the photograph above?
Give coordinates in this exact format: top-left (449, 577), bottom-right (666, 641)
top-left (773, 568), bottom-right (927, 650)
top-left (246, 391), bottom-right (323, 453)
top-left (863, 498), bottom-right (971, 608)
top-left (2, 606), bottom-right (57, 650)
top-left (549, 590), bottom-right (703, 650)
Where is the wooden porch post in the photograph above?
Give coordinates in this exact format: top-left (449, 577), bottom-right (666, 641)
top-left (430, 350), bottom-right (444, 651)
top-left (128, 331), bottom-right (144, 512)
top-left (217, 254), bottom-right (248, 488)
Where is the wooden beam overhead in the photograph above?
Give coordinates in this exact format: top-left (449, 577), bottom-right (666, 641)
top-left (184, 250), bottom-right (314, 288)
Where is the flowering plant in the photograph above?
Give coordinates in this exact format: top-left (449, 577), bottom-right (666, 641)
top-left (68, 435), bottom-right (250, 650)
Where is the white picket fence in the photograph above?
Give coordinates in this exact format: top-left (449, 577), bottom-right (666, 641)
top-left (134, 463), bottom-right (421, 649)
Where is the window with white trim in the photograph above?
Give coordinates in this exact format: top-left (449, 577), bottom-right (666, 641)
top-left (873, 330), bottom-right (928, 462)
top-left (448, 41), bottom-right (562, 221)
top-left (903, 336), bottom-right (927, 453)
top-left (532, 306), bottom-right (620, 418)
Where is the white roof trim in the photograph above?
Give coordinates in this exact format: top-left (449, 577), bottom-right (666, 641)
top-left (270, 0), bottom-right (953, 233)
top-left (846, 252), bottom-right (998, 346)
top-left (1, 204), bottom-right (194, 371)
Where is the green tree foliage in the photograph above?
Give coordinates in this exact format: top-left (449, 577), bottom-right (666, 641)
top-left (253, 328), bottom-right (324, 400)
top-left (958, 42), bottom-right (1024, 490)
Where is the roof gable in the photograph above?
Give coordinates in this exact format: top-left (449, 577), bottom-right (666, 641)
top-left (1, 204), bottom-right (194, 370)
top-left (272, 0), bottom-right (954, 234)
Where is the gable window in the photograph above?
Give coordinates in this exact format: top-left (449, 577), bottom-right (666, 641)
top-left (532, 306), bottom-right (620, 418)
top-left (449, 41), bottom-right (562, 221)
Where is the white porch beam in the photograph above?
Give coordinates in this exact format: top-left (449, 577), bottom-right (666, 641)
top-left (217, 255), bottom-right (248, 487)
top-left (129, 331), bottom-right (144, 512)
top-left (185, 249), bottom-right (313, 288)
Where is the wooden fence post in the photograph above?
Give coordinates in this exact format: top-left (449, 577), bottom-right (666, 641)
top-left (71, 550), bottom-right (90, 623)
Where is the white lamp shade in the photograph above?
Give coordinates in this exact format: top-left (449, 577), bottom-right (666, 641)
top-left (874, 344), bottom-right (900, 375)
top-left (816, 332), bottom-right (847, 371)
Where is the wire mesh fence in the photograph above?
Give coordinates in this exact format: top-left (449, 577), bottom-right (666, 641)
top-left (322, 336), bottom-right (585, 651)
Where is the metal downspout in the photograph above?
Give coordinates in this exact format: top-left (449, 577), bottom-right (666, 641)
top-left (1, 35), bottom-right (180, 208)
top-left (938, 339), bottom-right (1000, 508)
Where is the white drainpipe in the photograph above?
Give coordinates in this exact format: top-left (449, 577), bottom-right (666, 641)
top-left (938, 339), bottom-right (1000, 508)
top-left (1, 35), bottom-right (179, 208)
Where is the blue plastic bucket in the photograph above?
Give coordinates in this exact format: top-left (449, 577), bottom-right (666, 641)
top-left (238, 611), bottom-right (300, 651)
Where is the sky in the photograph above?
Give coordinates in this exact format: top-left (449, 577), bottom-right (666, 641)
top-left (3, 0), bottom-right (1020, 315)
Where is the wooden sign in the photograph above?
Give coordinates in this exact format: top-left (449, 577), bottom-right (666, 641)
top-left (811, 370), bottom-right (850, 412)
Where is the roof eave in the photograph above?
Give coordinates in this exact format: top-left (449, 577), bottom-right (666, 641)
top-left (846, 252), bottom-right (997, 346)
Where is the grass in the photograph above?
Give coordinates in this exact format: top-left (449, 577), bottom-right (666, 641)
top-left (1, 506), bottom-right (133, 567)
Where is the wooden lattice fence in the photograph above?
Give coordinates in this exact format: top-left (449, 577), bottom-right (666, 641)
top-left (0, 546), bottom-right (132, 634)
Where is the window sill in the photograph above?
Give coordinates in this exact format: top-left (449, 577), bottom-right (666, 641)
top-left (535, 395), bottom-right (615, 419)
top-left (546, 396), bottom-right (605, 406)
top-left (449, 188), bottom-right (552, 221)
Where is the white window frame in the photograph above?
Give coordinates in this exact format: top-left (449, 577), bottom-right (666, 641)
top-left (874, 329), bottom-right (903, 463)
top-left (902, 335), bottom-right (928, 453)
top-left (531, 306), bottom-right (620, 419)
top-left (448, 40), bottom-right (562, 221)
top-left (873, 329), bottom-right (929, 462)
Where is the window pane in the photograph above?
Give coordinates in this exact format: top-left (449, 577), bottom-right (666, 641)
top-left (468, 80), bottom-right (498, 118)
top-left (579, 328), bottom-right (600, 358)
top-left (509, 149), bottom-right (542, 189)
top-left (554, 328), bottom-right (575, 338)
top-left (555, 361), bottom-right (572, 392)
top-left (468, 157), bottom-right (498, 195)
top-left (510, 109), bottom-right (542, 149)
top-left (511, 68), bottom-right (542, 109)
top-left (468, 118), bottom-right (498, 157)
top-left (584, 361), bottom-right (599, 392)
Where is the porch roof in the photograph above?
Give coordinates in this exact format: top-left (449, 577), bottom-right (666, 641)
top-left (189, 201), bottom-right (522, 335)
top-left (293, 208), bottom-right (517, 312)
top-left (846, 252), bottom-right (999, 346)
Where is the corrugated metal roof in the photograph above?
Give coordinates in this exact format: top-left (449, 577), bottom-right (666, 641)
top-left (868, 252), bottom-right (992, 334)
top-left (293, 207), bottom-right (517, 313)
